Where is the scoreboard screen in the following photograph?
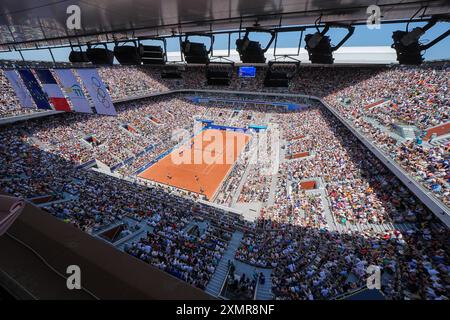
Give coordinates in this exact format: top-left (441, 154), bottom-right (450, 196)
top-left (238, 66), bottom-right (256, 78)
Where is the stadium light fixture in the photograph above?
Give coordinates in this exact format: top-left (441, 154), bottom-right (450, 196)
top-left (161, 63), bottom-right (184, 79)
top-left (236, 27), bottom-right (275, 63)
top-left (68, 45), bottom-right (90, 63)
top-left (86, 43), bottom-right (114, 65)
top-left (264, 60), bottom-right (299, 88)
top-left (181, 33), bottom-right (214, 64)
top-left (113, 40), bottom-right (142, 65)
top-left (206, 61), bottom-right (234, 86)
top-left (304, 21), bottom-right (355, 64)
top-left (138, 37), bottom-right (167, 65)
top-left (392, 14), bottom-right (450, 65)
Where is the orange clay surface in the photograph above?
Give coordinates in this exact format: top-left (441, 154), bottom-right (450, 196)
top-left (138, 129), bottom-right (251, 200)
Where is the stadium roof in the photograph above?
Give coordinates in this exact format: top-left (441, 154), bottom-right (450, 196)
top-left (0, 0), bottom-right (449, 50)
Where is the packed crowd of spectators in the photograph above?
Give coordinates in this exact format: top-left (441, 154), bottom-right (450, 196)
top-left (262, 104), bottom-right (430, 226)
top-left (1, 65), bottom-right (448, 301)
top-left (0, 111), bottom-right (247, 288)
top-left (97, 66), bottom-right (175, 99)
top-left (323, 64), bottom-right (449, 207)
top-left (3, 92), bottom-right (439, 228)
top-left (236, 219), bottom-right (448, 300)
top-left (9, 96), bottom-right (204, 171)
top-left (393, 141), bottom-right (449, 206)
top-left (125, 217), bottom-right (230, 290)
top-left (334, 66), bottom-right (448, 129)
top-left (232, 103), bottom-right (448, 300)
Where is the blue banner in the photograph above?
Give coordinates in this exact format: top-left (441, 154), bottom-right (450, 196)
top-left (188, 96), bottom-right (301, 110)
top-left (17, 69), bottom-right (52, 110)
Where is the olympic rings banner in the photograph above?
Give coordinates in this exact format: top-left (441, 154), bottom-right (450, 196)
top-left (76, 69), bottom-right (116, 116)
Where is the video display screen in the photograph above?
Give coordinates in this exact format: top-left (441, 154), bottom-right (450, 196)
top-left (238, 66), bottom-right (256, 78)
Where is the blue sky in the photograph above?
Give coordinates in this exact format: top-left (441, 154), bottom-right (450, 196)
top-left (1, 21), bottom-right (448, 62)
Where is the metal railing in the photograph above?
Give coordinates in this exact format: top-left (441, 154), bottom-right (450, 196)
top-left (217, 264), bottom-right (232, 300)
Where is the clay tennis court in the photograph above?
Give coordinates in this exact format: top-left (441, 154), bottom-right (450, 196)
top-left (138, 129), bottom-right (251, 199)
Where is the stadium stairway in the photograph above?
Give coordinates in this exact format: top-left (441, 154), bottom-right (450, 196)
top-left (115, 218), bottom-right (156, 250)
top-left (230, 159), bottom-right (254, 206)
top-left (230, 177), bottom-right (246, 206)
top-left (316, 182), bottom-right (338, 231)
top-left (266, 172), bottom-right (278, 207)
top-left (398, 126), bottom-right (417, 140)
top-left (254, 269), bottom-right (273, 300)
top-left (205, 231), bottom-right (244, 297)
top-left (341, 221), bottom-right (415, 233)
top-left (228, 260), bottom-right (273, 300)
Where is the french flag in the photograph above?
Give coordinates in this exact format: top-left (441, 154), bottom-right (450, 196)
top-left (34, 69), bottom-right (71, 112)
